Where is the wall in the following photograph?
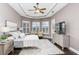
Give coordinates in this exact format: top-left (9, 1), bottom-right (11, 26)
top-left (52, 3), bottom-right (79, 51)
top-left (0, 3), bottom-right (21, 28)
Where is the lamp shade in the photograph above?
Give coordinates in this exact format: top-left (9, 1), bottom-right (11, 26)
top-left (0, 27), bottom-right (10, 32)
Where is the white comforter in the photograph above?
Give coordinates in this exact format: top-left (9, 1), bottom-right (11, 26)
top-left (14, 35), bottom-right (40, 48)
top-left (23, 35), bottom-right (40, 47)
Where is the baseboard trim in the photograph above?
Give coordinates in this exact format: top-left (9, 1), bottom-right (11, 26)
top-left (69, 47), bottom-right (79, 54)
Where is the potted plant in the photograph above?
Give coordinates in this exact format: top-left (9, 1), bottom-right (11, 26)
top-left (0, 35), bottom-right (8, 41)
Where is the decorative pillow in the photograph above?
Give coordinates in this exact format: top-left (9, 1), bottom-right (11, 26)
top-left (9, 32), bottom-right (19, 39)
top-left (19, 33), bottom-right (25, 38)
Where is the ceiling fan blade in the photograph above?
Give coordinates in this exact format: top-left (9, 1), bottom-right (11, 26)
top-left (33, 6), bottom-right (37, 9)
top-left (39, 10), bottom-right (44, 14)
top-left (28, 9), bottom-right (35, 11)
top-left (40, 8), bottom-right (46, 10)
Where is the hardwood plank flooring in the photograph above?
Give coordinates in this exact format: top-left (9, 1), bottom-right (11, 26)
top-left (54, 43), bottom-right (77, 55)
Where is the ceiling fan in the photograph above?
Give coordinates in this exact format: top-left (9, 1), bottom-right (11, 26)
top-left (28, 3), bottom-right (46, 14)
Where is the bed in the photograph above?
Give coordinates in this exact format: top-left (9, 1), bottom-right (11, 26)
top-left (9, 32), bottom-right (40, 48)
top-left (14, 35), bottom-right (40, 48)
top-left (7, 21), bottom-right (40, 48)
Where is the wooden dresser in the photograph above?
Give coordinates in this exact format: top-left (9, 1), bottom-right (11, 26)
top-left (0, 39), bottom-right (14, 55)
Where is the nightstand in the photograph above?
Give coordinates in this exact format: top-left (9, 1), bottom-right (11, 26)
top-left (0, 39), bottom-right (14, 55)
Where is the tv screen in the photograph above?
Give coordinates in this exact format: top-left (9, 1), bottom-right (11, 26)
top-left (55, 21), bottom-right (66, 34)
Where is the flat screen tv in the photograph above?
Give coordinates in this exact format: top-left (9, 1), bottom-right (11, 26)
top-left (55, 21), bottom-right (66, 34)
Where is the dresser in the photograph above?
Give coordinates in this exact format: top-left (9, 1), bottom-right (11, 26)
top-left (53, 33), bottom-right (70, 50)
top-left (0, 39), bottom-right (14, 55)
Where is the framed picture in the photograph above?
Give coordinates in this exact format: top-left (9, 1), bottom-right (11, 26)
top-left (6, 20), bottom-right (17, 32)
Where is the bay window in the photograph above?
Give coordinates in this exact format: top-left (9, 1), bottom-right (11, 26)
top-left (22, 21), bottom-right (30, 34)
top-left (32, 22), bottom-right (40, 33)
top-left (42, 21), bottom-right (49, 34)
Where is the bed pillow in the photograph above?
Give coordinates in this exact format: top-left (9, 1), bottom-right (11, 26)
top-left (25, 35), bottom-right (39, 40)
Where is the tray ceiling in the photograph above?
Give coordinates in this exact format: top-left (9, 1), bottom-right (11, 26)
top-left (8, 3), bottom-right (68, 19)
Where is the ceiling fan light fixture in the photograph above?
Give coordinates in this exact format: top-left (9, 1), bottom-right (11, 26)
top-left (28, 3), bottom-right (46, 14)
top-left (35, 10), bottom-right (40, 13)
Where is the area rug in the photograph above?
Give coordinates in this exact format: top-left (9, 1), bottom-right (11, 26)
top-left (19, 40), bottom-right (64, 55)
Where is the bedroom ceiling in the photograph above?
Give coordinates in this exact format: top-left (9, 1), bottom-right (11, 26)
top-left (8, 3), bottom-right (68, 19)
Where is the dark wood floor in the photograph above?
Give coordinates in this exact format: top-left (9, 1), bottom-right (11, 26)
top-left (54, 43), bottom-right (77, 55)
top-left (9, 48), bottom-right (22, 55)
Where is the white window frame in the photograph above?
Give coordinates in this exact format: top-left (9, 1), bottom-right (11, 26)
top-left (51, 19), bottom-right (55, 37)
top-left (42, 21), bottom-right (49, 34)
top-left (32, 22), bottom-right (40, 33)
top-left (22, 21), bottom-right (30, 34)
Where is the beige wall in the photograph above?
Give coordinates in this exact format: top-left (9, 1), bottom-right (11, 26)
top-left (0, 3), bottom-right (21, 28)
top-left (52, 3), bottom-right (79, 51)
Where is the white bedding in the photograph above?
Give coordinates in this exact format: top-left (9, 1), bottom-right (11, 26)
top-left (24, 35), bottom-right (40, 47)
top-left (24, 35), bottom-right (39, 40)
top-left (14, 35), bottom-right (39, 41)
top-left (23, 40), bottom-right (40, 47)
top-left (13, 35), bottom-right (40, 48)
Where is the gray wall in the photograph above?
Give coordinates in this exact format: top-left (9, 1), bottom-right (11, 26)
top-left (52, 3), bottom-right (79, 51)
top-left (0, 3), bottom-right (21, 28)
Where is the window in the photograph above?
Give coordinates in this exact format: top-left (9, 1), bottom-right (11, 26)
top-left (22, 21), bottom-right (30, 34)
top-left (42, 21), bottom-right (49, 34)
top-left (32, 22), bottom-right (40, 32)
